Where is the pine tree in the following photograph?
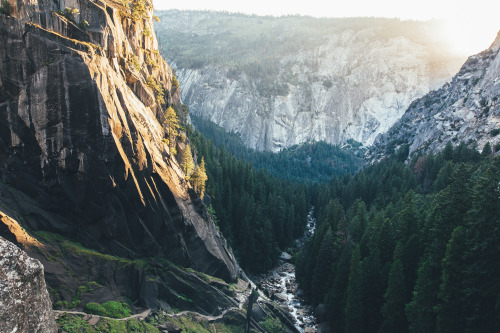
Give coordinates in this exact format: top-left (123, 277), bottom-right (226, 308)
top-left (312, 228), bottom-right (335, 305)
top-left (436, 226), bottom-right (467, 333)
top-left (181, 143), bottom-right (194, 178)
top-left (406, 259), bottom-right (439, 333)
top-left (191, 157), bottom-right (208, 198)
top-left (164, 106), bottom-right (179, 153)
top-left (380, 259), bottom-right (408, 333)
top-left (345, 245), bottom-right (364, 333)
top-left (327, 242), bottom-right (354, 332)
top-left (362, 251), bottom-right (384, 333)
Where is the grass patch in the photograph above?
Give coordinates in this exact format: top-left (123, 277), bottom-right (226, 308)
top-left (259, 316), bottom-right (286, 332)
top-left (166, 316), bottom-right (212, 333)
top-left (84, 301), bottom-right (131, 319)
top-left (212, 323), bottom-right (245, 333)
top-left (34, 231), bottom-right (147, 268)
top-left (184, 268), bottom-right (226, 285)
top-left (56, 314), bottom-right (94, 333)
top-left (126, 318), bottom-right (143, 331)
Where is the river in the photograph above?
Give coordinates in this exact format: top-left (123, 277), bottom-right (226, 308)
top-left (256, 208), bottom-right (317, 332)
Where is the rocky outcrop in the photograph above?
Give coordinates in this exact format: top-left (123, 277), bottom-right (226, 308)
top-left (372, 31), bottom-right (500, 158)
top-left (0, 236), bottom-right (57, 333)
top-left (155, 11), bottom-right (465, 151)
top-left (0, 0), bottom-right (238, 283)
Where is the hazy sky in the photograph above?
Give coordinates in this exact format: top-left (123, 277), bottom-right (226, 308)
top-left (153, 0), bottom-right (500, 55)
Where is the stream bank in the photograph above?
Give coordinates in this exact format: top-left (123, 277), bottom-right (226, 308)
top-left (255, 208), bottom-right (318, 332)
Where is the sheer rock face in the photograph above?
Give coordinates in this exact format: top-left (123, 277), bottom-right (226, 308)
top-left (372, 31), bottom-right (500, 158)
top-left (0, 0), bottom-right (238, 282)
top-left (156, 12), bottom-right (464, 152)
top-left (0, 236), bottom-right (57, 333)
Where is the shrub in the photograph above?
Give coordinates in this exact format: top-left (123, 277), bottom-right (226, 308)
top-left (128, 55), bottom-right (141, 72)
top-left (146, 75), bottom-right (165, 105)
top-left (84, 301), bottom-right (131, 318)
top-left (79, 19), bottom-right (89, 30)
top-left (0, 0), bottom-right (12, 15)
top-left (129, 0), bottom-right (149, 20)
top-left (60, 7), bottom-right (79, 21)
top-left (491, 128), bottom-right (500, 137)
top-left (56, 314), bottom-right (93, 332)
top-left (172, 74), bottom-right (179, 89)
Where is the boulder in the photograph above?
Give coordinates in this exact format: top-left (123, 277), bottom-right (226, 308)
top-left (0, 237), bottom-right (57, 333)
top-left (314, 303), bottom-right (328, 324)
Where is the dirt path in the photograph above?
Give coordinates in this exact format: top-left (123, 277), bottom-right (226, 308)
top-left (54, 309), bottom-right (151, 322)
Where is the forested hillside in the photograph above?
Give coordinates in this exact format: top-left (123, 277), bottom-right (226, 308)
top-left (296, 143), bottom-right (500, 332)
top-left (189, 125), bottom-right (310, 272)
top-left (192, 115), bottom-right (364, 183)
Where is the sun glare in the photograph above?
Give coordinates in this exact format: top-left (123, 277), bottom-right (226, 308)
top-left (439, 16), bottom-right (500, 56)
top-left (154, 0), bottom-right (500, 57)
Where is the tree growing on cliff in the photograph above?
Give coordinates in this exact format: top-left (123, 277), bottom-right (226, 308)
top-left (191, 157), bottom-right (208, 198)
top-left (164, 106), bottom-right (179, 154)
top-left (181, 144), bottom-right (195, 179)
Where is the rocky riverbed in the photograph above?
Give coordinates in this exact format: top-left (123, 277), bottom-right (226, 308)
top-left (255, 209), bottom-right (318, 332)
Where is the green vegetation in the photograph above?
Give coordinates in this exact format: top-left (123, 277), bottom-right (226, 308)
top-left (60, 7), bottom-right (80, 21)
top-left (56, 314), bottom-right (160, 332)
top-left (146, 75), bottom-right (165, 105)
top-left (180, 143), bottom-right (194, 178)
top-left (171, 74), bottom-right (179, 89)
top-left (259, 317), bottom-right (286, 331)
top-left (156, 12), bottom-right (460, 97)
top-left (190, 125), bottom-right (310, 272)
top-left (0, 0), bottom-right (12, 15)
top-left (128, 0), bottom-right (150, 20)
top-left (95, 318), bottom-right (127, 332)
top-left (296, 142), bottom-right (500, 331)
top-left (57, 314), bottom-right (94, 332)
top-left (190, 156), bottom-right (207, 198)
top-left (84, 301), bottom-right (131, 319)
top-left (34, 230), bottom-right (147, 267)
top-left (163, 106), bottom-right (179, 153)
top-left (129, 55), bottom-right (141, 72)
top-left (192, 115), bottom-right (364, 183)
top-left (55, 281), bottom-right (101, 310)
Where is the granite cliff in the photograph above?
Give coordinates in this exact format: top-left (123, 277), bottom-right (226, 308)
top-left (0, 236), bottom-right (57, 333)
top-left (0, 0), bottom-right (242, 320)
top-left (155, 11), bottom-right (465, 151)
top-left (372, 31), bottom-right (500, 157)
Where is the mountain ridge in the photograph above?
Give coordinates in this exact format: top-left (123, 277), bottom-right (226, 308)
top-left (155, 10), bottom-right (466, 151)
top-left (371, 30), bottom-right (500, 158)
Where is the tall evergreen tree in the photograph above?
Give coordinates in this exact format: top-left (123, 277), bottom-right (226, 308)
top-left (362, 250), bottom-right (384, 333)
top-left (406, 259), bottom-right (439, 333)
top-left (436, 226), bottom-right (467, 333)
top-left (345, 245), bottom-right (364, 333)
top-left (380, 259), bottom-right (407, 333)
top-left (164, 106), bottom-right (179, 153)
top-left (181, 143), bottom-right (194, 178)
top-left (191, 156), bottom-right (208, 198)
top-left (327, 242), bottom-right (354, 332)
top-left (312, 228), bottom-right (335, 305)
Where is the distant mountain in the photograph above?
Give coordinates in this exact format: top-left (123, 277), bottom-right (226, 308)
top-left (155, 11), bottom-right (465, 151)
top-left (372, 31), bottom-right (500, 159)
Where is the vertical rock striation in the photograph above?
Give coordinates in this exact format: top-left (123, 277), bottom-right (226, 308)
top-left (155, 11), bottom-right (465, 152)
top-left (372, 31), bottom-right (500, 157)
top-left (0, 236), bottom-right (57, 333)
top-left (0, 0), bottom-right (238, 282)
